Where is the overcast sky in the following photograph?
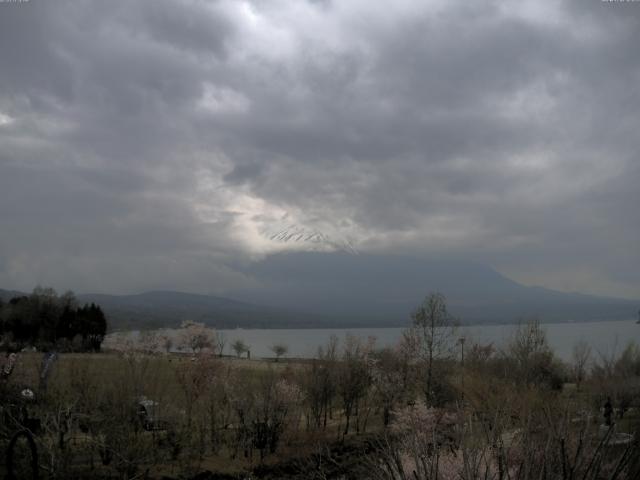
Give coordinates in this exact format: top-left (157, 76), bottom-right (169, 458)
top-left (0, 0), bottom-right (639, 298)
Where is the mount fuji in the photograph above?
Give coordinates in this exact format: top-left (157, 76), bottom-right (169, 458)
top-left (261, 223), bottom-right (358, 254)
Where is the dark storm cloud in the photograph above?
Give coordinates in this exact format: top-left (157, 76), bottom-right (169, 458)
top-left (0, 0), bottom-right (638, 298)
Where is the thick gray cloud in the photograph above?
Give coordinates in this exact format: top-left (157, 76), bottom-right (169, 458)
top-left (0, 0), bottom-right (638, 298)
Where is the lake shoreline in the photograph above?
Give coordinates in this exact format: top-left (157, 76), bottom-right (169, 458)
top-left (106, 319), bottom-right (640, 362)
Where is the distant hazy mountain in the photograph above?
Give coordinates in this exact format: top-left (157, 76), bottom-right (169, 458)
top-left (2, 252), bottom-right (637, 329)
top-left (230, 252), bottom-right (639, 325)
top-left (0, 289), bottom-right (25, 301)
top-left (76, 291), bottom-right (327, 330)
top-left (0, 288), bottom-right (328, 330)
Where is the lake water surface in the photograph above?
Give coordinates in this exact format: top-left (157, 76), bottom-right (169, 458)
top-left (216, 320), bottom-right (639, 361)
top-left (114, 320), bottom-right (640, 361)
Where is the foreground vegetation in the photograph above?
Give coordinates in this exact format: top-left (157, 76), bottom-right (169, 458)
top-left (1, 293), bottom-right (639, 479)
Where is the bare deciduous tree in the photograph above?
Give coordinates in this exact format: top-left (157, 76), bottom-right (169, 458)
top-left (215, 331), bottom-right (226, 357)
top-left (506, 319), bottom-right (561, 388)
top-left (175, 354), bottom-right (219, 429)
top-left (409, 292), bottom-right (457, 403)
top-left (572, 340), bottom-right (591, 391)
top-left (303, 336), bottom-right (339, 430)
top-left (337, 334), bottom-right (375, 436)
top-left (270, 343), bottom-right (288, 362)
top-left (231, 339), bottom-right (249, 358)
top-left (371, 346), bottom-right (413, 426)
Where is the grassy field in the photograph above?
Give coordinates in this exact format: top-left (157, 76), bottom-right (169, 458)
top-left (1, 351), bottom-right (373, 479)
top-left (2, 336), bottom-right (640, 479)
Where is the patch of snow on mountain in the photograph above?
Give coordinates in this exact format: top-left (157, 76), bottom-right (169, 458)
top-left (263, 224), bottom-right (358, 254)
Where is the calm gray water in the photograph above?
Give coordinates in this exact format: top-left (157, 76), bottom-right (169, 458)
top-left (216, 320), bottom-right (639, 361)
top-left (112, 320), bottom-right (640, 361)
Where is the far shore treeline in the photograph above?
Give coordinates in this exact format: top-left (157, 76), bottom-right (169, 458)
top-left (0, 286), bottom-right (107, 352)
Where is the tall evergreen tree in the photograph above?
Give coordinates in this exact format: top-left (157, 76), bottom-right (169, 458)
top-left (0, 289), bottom-right (108, 352)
